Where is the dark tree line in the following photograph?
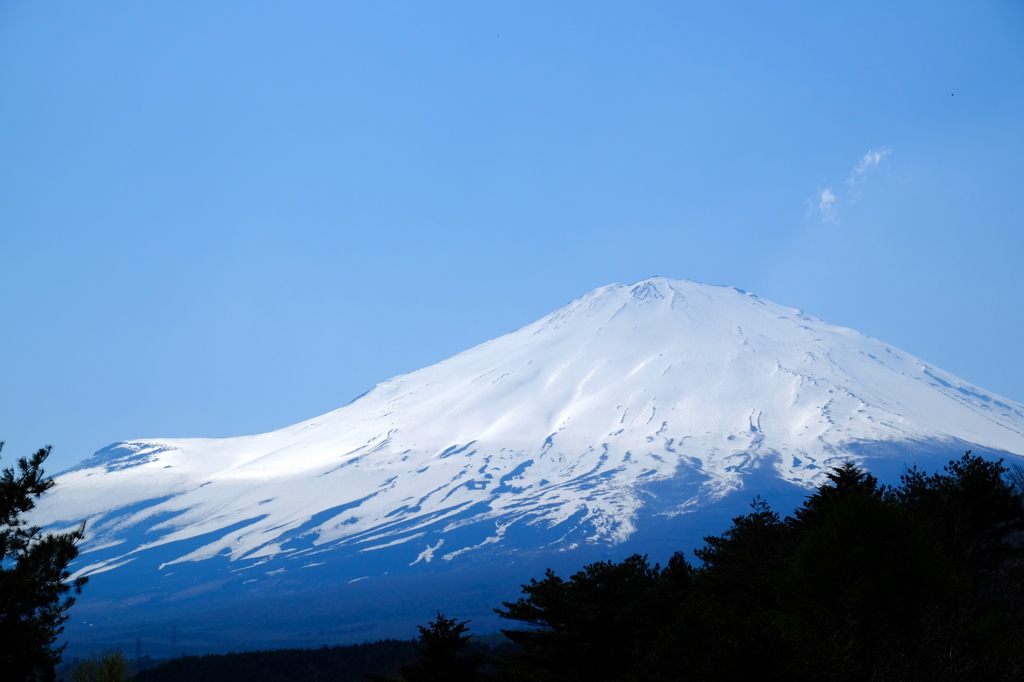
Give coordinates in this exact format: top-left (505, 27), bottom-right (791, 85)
top-left (134, 640), bottom-right (422, 682)
top-left (491, 453), bottom-right (1024, 681)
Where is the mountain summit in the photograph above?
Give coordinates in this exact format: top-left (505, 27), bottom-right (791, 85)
top-left (32, 278), bottom-right (1024, 651)
top-left (38, 278), bottom-right (1024, 575)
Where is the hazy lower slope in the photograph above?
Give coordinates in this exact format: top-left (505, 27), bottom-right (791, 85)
top-left (34, 278), bottom-right (1024, 592)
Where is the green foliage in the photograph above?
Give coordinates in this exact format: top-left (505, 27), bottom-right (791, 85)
top-left (0, 442), bottom-right (87, 682)
top-left (70, 650), bottom-right (133, 682)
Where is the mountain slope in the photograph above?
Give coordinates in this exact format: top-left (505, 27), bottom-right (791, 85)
top-left (34, 278), bottom-right (1024, 591)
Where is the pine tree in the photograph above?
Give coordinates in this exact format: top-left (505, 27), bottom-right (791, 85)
top-left (497, 554), bottom-right (683, 682)
top-left (0, 443), bottom-right (88, 681)
top-left (367, 612), bottom-right (484, 682)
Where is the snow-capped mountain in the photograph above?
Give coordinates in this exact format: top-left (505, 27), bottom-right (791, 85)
top-left (32, 277), bottom-right (1024, 653)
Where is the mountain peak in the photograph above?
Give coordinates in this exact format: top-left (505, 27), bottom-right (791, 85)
top-left (33, 279), bottom-right (1024, 586)
top-left (629, 279), bottom-right (667, 301)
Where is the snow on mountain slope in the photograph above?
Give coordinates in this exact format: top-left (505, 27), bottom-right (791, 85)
top-left (33, 278), bottom-right (1024, 580)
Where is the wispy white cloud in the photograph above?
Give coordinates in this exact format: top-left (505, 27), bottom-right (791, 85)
top-left (847, 146), bottom-right (892, 189)
top-left (818, 187), bottom-right (838, 224)
top-left (811, 147), bottom-right (892, 223)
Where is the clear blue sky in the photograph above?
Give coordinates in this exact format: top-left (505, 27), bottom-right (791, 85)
top-left (2, 2), bottom-right (1023, 472)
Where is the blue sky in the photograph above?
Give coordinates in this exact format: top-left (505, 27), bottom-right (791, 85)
top-left (2, 2), bottom-right (1023, 472)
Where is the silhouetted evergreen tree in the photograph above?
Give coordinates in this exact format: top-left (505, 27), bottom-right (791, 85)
top-left (497, 553), bottom-right (692, 682)
top-left (367, 613), bottom-right (485, 682)
top-left (780, 467), bottom-right (953, 679)
top-left (892, 452), bottom-right (1023, 575)
top-left (637, 497), bottom-right (795, 681)
top-left (0, 443), bottom-right (87, 682)
top-left (788, 461), bottom-right (883, 532)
